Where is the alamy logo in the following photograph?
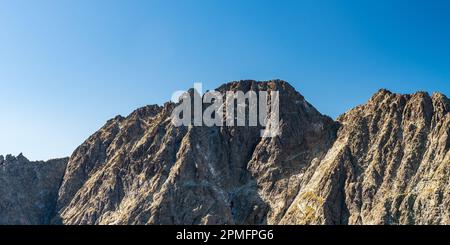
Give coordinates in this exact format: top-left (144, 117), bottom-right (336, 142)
top-left (170, 83), bottom-right (280, 137)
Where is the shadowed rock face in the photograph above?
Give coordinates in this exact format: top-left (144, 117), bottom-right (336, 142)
top-left (1, 80), bottom-right (448, 225)
top-left (0, 154), bottom-right (68, 225)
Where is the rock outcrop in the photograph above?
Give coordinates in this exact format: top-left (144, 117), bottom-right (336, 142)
top-left (0, 154), bottom-right (68, 225)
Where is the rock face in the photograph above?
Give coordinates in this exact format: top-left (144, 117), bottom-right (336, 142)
top-left (1, 80), bottom-right (448, 225)
top-left (0, 154), bottom-right (68, 225)
top-left (281, 89), bottom-right (450, 225)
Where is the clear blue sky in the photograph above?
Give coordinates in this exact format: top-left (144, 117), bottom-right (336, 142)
top-left (1, 0), bottom-right (449, 160)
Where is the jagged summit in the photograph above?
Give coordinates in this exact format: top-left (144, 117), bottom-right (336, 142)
top-left (432, 91), bottom-right (449, 100)
top-left (216, 79), bottom-right (295, 91)
top-left (370, 88), bottom-right (449, 104)
top-left (287, 86), bottom-right (449, 225)
top-left (0, 153), bottom-right (29, 165)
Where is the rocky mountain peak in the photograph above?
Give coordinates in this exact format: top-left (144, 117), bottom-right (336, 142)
top-left (52, 81), bottom-right (448, 225)
top-left (0, 153), bottom-right (29, 165)
top-left (1, 80), bottom-right (448, 225)
top-left (370, 88), bottom-right (393, 100)
top-left (54, 79), bottom-right (338, 225)
top-left (282, 88), bottom-right (449, 225)
top-left (432, 91), bottom-right (449, 102)
top-left (16, 153), bottom-right (29, 162)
